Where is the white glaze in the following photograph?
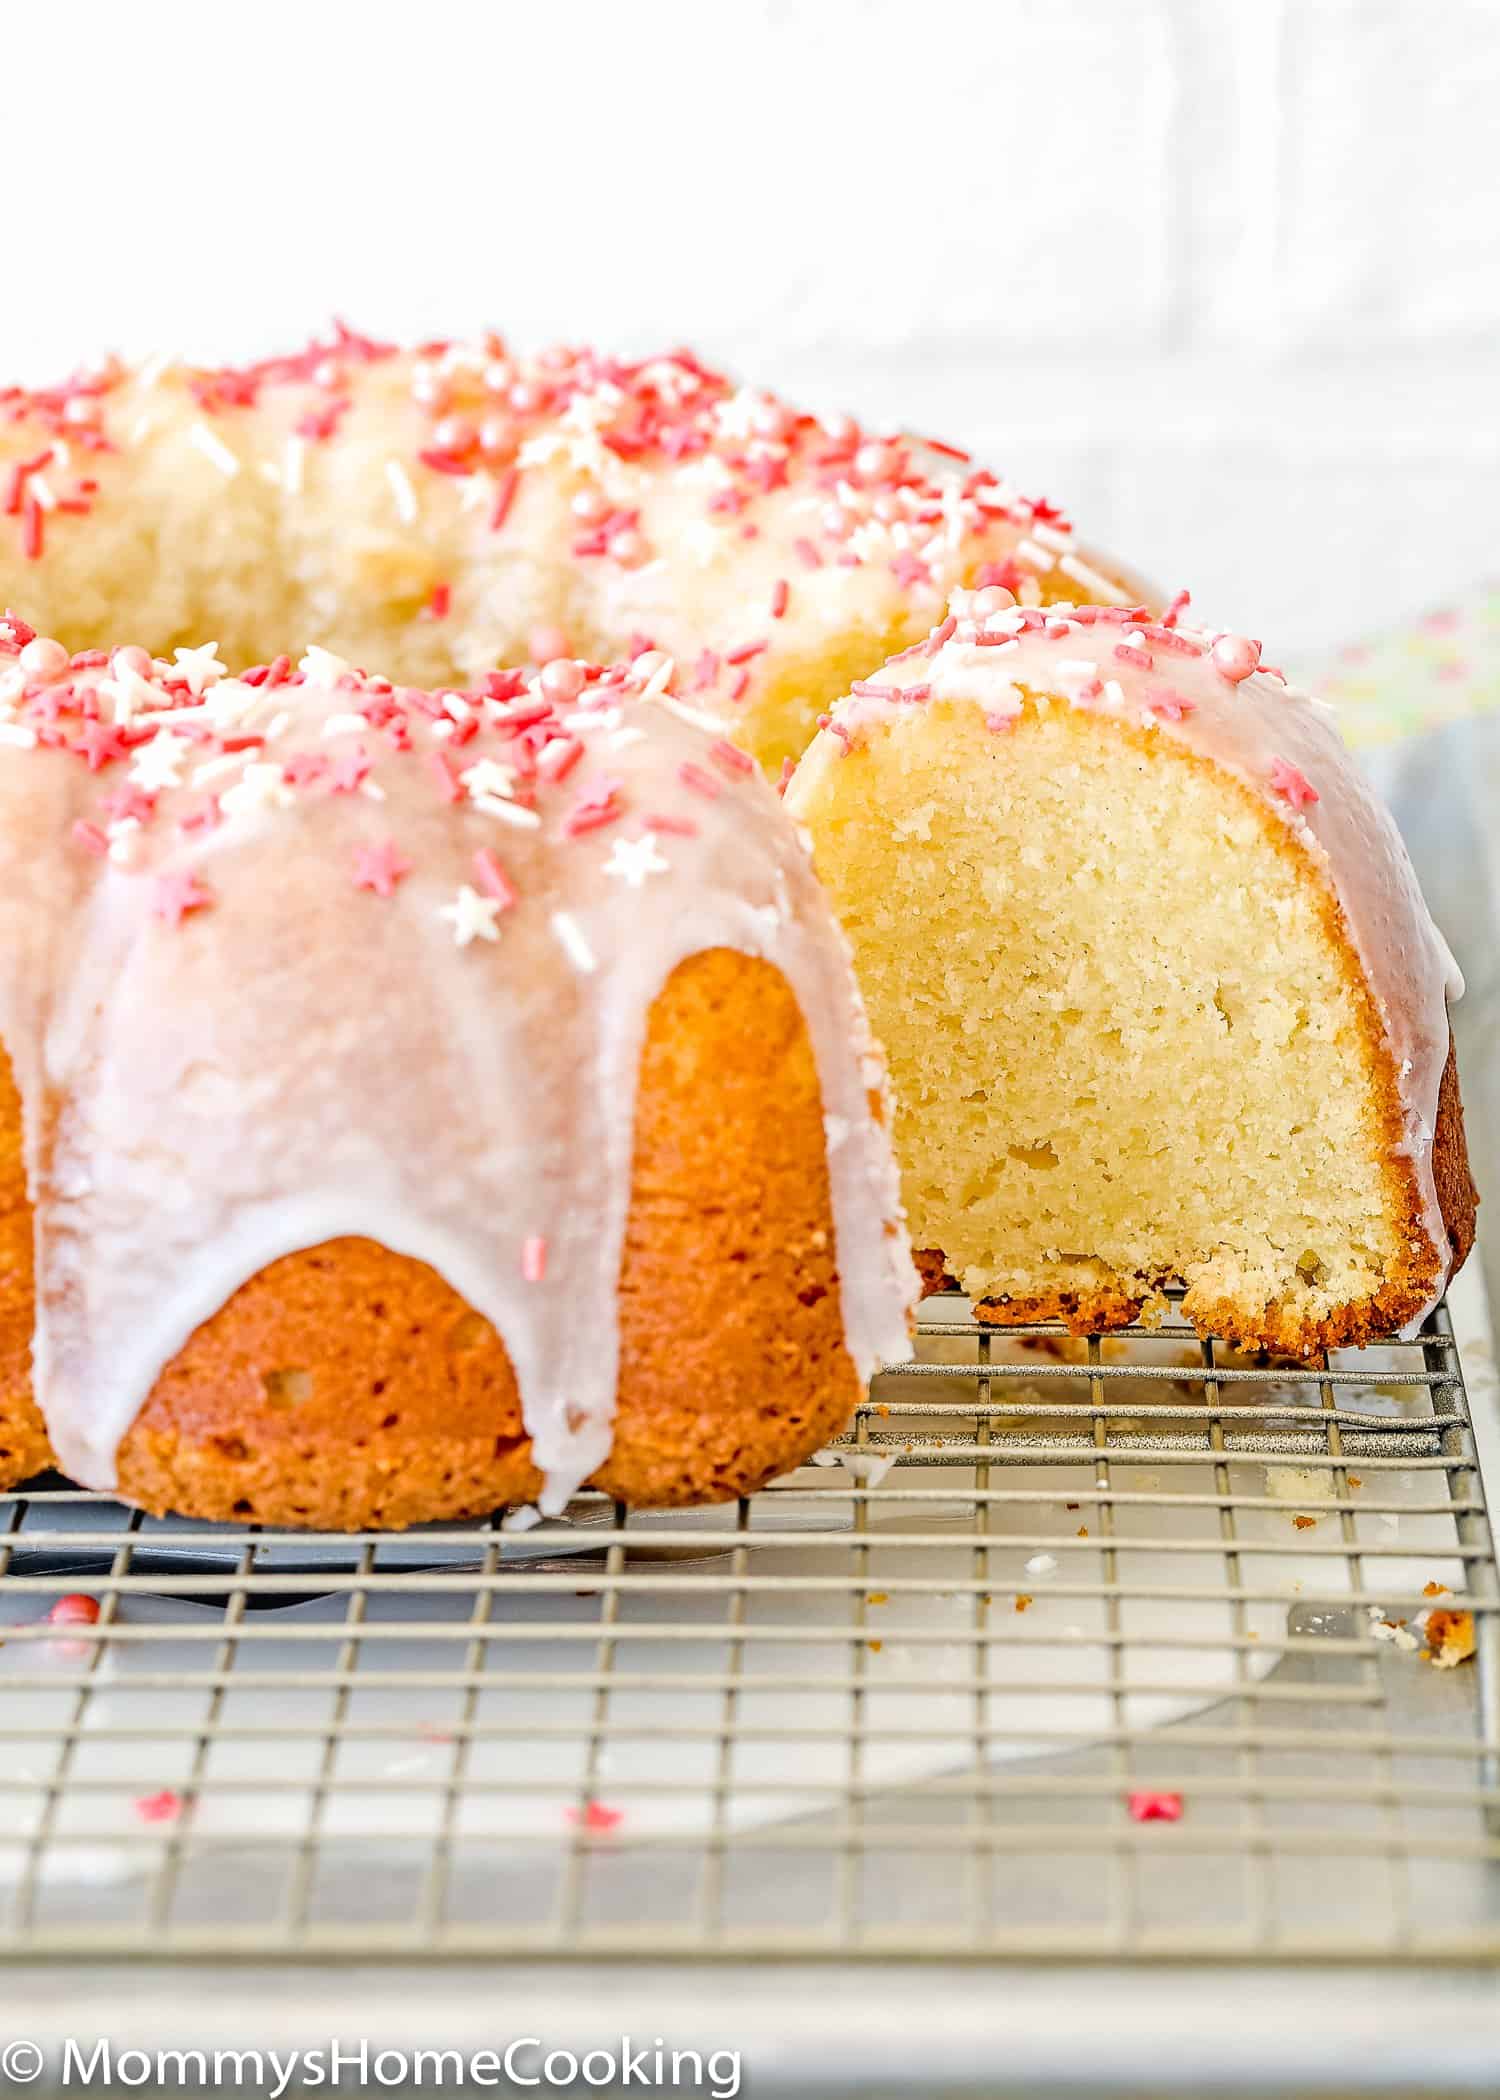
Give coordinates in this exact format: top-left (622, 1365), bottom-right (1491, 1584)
top-left (790, 591), bottom-right (1464, 1316)
top-left (0, 629), bottom-right (914, 1505)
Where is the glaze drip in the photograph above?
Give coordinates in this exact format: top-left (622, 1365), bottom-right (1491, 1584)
top-left (0, 620), bottom-right (914, 1503)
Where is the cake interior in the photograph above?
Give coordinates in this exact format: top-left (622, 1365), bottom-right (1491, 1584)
top-left (804, 692), bottom-right (1412, 1336)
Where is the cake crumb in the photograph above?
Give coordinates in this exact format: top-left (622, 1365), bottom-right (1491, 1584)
top-left (1425, 1608), bottom-right (1476, 1670)
top-left (1015, 1594), bottom-right (1033, 1613)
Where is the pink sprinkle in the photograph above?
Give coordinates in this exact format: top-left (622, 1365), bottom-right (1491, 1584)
top-left (850, 681), bottom-right (901, 700)
top-left (521, 1235), bottom-right (548, 1284)
top-left (351, 840), bottom-right (413, 898)
top-left (563, 784), bottom-right (624, 837)
top-left (793, 538), bottom-right (823, 570)
top-left (101, 785), bottom-right (159, 823)
top-left (427, 580), bottom-right (451, 620)
top-left (1211, 633), bottom-right (1260, 684)
top-left (1114, 643), bottom-right (1154, 670)
top-left (1145, 626), bottom-right (1206, 658)
top-left (567, 1798), bottom-right (623, 1834)
top-left (644, 811), bottom-right (699, 837)
top-left (1161, 589), bottom-right (1191, 628)
top-left (152, 872), bottom-right (213, 927)
top-left (536, 735), bottom-right (585, 783)
top-left (1145, 686), bottom-right (1196, 723)
top-left (692, 649), bottom-right (722, 691)
top-left (80, 719), bottom-right (130, 772)
top-left (709, 737), bottom-right (754, 777)
top-left (428, 753), bottom-right (462, 804)
top-left (134, 1789), bottom-right (184, 1826)
top-left (678, 761), bottom-right (722, 800)
top-left (728, 669), bottom-right (750, 703)
top-left (770, 578), bottom-right (790, 619)
top-left (19, 635), bottom-right (68, 681)
top-left (472, 848), bottom-right (517, 907)
top-left (282, 751), bottom-right (328, 789)
top-left (71, 819), bottom-right (108, 857)
top-left (890, 550), bottom-right (932, 590)
top-left (925, 614), bottom-right (958, 655)
top-left (902, 683), bottom-right (933, 703)
top-left (540, 659), bottom-right (586, 705)
top-left (489, 467), bottom-right (519, 533)
top-left (776, 757), bottom-right (795, 797)
top-left (1127, 1790), bottom-right (1183, 1824)
top-left (725, 639), bottom-right (767, 667)
top-left (328, 745), bottom-right (372, 794)
top-left (1269, 757), bottom-right (1319, 809)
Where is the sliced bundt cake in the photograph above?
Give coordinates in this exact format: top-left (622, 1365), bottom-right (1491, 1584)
top-left (786, 589), bottom-right (1474, 1356)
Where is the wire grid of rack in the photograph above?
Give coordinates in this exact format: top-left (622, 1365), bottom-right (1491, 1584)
top-left (0, 1291), bottom-right (1496, 1963)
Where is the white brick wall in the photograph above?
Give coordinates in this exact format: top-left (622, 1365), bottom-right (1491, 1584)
top-left (6, 0), bottom-right (1497, 658)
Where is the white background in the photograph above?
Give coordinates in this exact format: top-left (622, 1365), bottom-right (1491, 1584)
top-left (6, 0), bottom-right (1497, 659)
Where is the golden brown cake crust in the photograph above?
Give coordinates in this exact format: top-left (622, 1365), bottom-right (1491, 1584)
top-left (0, 948), bottom-right (862, 1525)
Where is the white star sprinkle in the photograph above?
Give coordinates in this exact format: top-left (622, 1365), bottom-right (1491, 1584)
top-left (104, 659), bottom-right (162, 725)
top-left (298, 645), bottom-right (352, 687)
top-left (601, 834), bottom-right (670, 888)
top-left (218, 763), bottom-right (295, 821)
top-left (171, 642), bottom-right (227, 696)
top-left (129, 729), bottom-right (192, 792)
top-left (202, 678), bottom-right (262, 733)
top-left (459, 758), bottom-right (518, 803)
top-left (439, 884), bottom-right (502, 948)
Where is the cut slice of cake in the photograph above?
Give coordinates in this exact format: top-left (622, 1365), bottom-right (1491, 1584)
top-left (786, 589), bottom-right (1475, 1356)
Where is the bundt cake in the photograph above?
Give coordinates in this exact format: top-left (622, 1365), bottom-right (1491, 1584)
top-left (0, 618), bottom-right (914, 1526)
top-left (786, 589), bottom-right (1475, 1356)
top-left (0, 326), bottom-right (1138, 778)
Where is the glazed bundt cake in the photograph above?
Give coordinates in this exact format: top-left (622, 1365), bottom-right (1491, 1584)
top-left (0, 327), bottom-right (1138, 777)
top-left (0, 619), bottom-right (913, 1526)
top-left (786, 589), bottom-right (1475, 1356)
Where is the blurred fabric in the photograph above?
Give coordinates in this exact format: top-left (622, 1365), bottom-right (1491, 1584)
top-left (1302, 585), bottom-right (1500, 1316)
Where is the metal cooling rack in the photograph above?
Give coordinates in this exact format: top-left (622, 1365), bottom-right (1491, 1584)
top-left (0, 1292), bottom-right (1496, 1964)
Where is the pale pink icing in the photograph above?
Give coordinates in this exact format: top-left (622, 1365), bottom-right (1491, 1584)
top-left (0, 621), bottom-right (914, 1505)
top-left (794, 589), bottom-right (1464, 1322)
